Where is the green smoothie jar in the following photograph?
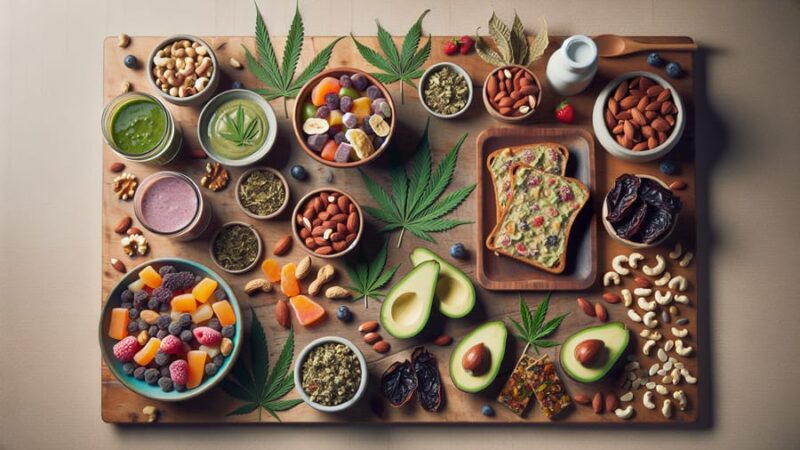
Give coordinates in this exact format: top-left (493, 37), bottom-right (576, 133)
top-left (101, 92), bottom-right (182, 165)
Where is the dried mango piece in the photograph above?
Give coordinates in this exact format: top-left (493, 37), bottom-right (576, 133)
top-left (289, 295), bottom-right (326, 326)
top-left (171, 293), bottom-right (197, 312)
top-left (192, 277), bottom-right (218, 303)
top-left (108, 307), bottom-right (129, 340)
top-left (346, 128), bottom-right (375, 160)
top-left (261, 259), bottom-right (281, 283)
top-left (281, 263), bottom-right (300, 297)
top-left (211, 300), bottom-right (237, 327)
top-left (138, 265), bottom-right (162, 289)
top-left (133, 337), bottom-right (161, 366)
top-left (186, 350), bottom-right (207, 389)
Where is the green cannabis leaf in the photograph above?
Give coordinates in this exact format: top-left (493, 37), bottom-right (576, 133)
top-left (220, 308), bottom-right (303, 421)
top-left (509, 293), bottom-right (568, 355)
top-left (244, 2), bottom-right (344, 117)
top-left (351, 9), bottom-right (431, 103)
top-left (346, 239), bottom-right (399, 308)
top-left (475, 12), bottom-right (548, 67)
top-left (359, 119), bottom-right (475, 248)
top-left (219, 105), bottom-right (261, 147)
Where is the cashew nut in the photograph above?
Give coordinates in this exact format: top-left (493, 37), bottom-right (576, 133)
top-left (194, 76), bottom-right (209, 91)
top-left (154, 55), bottom-right (171, 67)
top-left (646, 381), bottom-right (656, 390)
top-left (628, 252), bottom-right (644, 269)
top-left (117, 33), bottom-right (131, 48)
top-left (674, 294), bottom-right (689, 304)
top-left (681, 368), bottom-right (697, 384)
top-left (673, 390), bottom-right (687, 410)
top-left (675, 339), bottom-right (693, 357)
top-left (655, 290), bottom-right (673, 305)
top-left (168, 87), bottom-right (178, 96)
top-left (196, 45), bottom-right (208, 56)
top-left (628, 309), bottom-right (643, 323)
top-left (614, 405), bottom-right (635, 420)
top-left (642, 339), bottom-right (656, 356)
top-left (662, 374), bottom-right (673, 384)
top-left (178, 60), bottom-right (195, 77)
top-left (634, 287), bottom-right (653, 297)
top-left (643, 391), bottom-right (656, 409)
top-left (664, 339), bottom-right (674, 352)
top-left (620, 391), bottom-right (634, 402)
top-left (670, 368), bottom-right (682, 385)
top-left (622, 288), bottom-right (633, 307)
top-left (679, 251), bottom-right (694, 267)
top-left (603, 271), bottom-right (621, 286)
top-left (669, 242), bottom-right (683, 260)
top-left (632, 378), bottom-right (643, 389)
top-left (170, 40), bottom-right (182, 55)
top-left (643, 311), bottom-right (658, 328)
top-left (640, 329), bottom-right (662, 340)
top-left (638, 297), bottom-right (656, 312)
top-left (643, 255), bottom-right (666, 276)
top-left (657, 348), bottom-right (668, 362)
top-left (671, 327), bottom-right (689, 338)
top-left (195, 56), bottom-right (213, 75)
top-left (656, 384), bottom-right (669, 395)
top-left (649, 363), bottom-right (659, 376)
top-left (654, 271), bottom-right (671, 287)
top-left (668, 275), bottom-right (688, 292)
top-left (661, 399), bottom-right (673, 418)
top-left (612, 254), bottom-right (631, 275)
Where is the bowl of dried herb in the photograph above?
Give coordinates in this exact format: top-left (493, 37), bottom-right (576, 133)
top-left (294, 336), bottom-right (368, 413)
top-left (235, 167), bottom-right (290, 220)
top-left (419, 62), bottom-right (473, 119)
top-left (209, 222), bottom-right (263, 274)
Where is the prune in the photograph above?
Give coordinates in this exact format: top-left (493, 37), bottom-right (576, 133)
top-left (340, 95), bottom-right (353, 112)
top-left (639, 178), bottom-right (682, 212)
top-left (412, 347), bottom-right (443, 412)
top-left (615, 201), bottom-right (648, 240)
top-left (339, 74), bottom-right (352, 88)
top-left (381, 359), bottom-right (418, 407)
top-left (351, 73), bottom-right (368, 91)
top-left (607, 174), bottom-right (681, 243)
top-left (324, 93), bottom-right (339, 110)
top-left (315, 105), bottom-right (330, 119)
top-left (640, 208), bottom-right (675, 244)
top-left (606, 174), bottom-right (640, 223)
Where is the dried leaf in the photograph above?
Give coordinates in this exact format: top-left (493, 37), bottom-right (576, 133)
top-left (528, 19), bottom-right (549, 63)
top-left (474, 31), bottom-right (506, 67)
top-left (488, 12), bottom-right (513, 63)
top-left (511, 13), bottom-right (529, 66)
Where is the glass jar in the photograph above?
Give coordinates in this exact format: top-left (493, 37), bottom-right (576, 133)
top-left (134, 172), bottom-right (211, 241)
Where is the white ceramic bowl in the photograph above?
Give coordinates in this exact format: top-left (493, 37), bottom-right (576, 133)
top-left (592, 71), bottom-right (685, 162)
top-left (293, 336), bottom-right (368, 413)
top-left (601, 174), bottom-right (679, 249)
top-left (146, 34), bottom-right (220, 107)
top-left (418, 62), bottom-right (473, 119)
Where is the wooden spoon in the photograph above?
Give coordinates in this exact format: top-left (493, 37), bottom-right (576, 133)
top-left (594, 34), bottom-right (697, 57)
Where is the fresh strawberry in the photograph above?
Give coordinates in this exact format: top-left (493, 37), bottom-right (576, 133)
top-left (112, 336), bottom-right (140, 362)
top-left (443, 39), bottom-right (460, 56)
top-left (459, 35), bottom-right (475, 54)
top-left (193, 326), bottom-right (222, 346)
top-left (555, 100), bottom-right (575, 124)
top-left (169, 359), bottom-right (189, 385)
top-left (159, 335), bottom-right (183, 355)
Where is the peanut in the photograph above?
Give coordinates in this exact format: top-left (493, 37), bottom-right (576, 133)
top-left (308, 264), bottom-right (335, 296)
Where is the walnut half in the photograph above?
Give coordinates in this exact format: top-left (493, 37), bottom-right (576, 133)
top-left (121, 233), bottom-right (148, 257)
top-left (112, 172), bottom-right (138, 200)
top-left (200, 162), bottom-right (229, 192)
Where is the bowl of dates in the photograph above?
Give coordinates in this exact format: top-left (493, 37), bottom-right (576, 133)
top-left (602, 174), bottom-right (681, 248)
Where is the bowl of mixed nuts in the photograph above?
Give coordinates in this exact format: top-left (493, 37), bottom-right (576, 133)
top-left (419, 62), bottom-right (473, 119)
top-left (482, 65), bottom-right (541, 122)
top-left (147, 34), bottom-right (220, 107)
top-left (293, 336), bottom-right (368, 413)
top-left (291, 187), bottom-right (363, 259)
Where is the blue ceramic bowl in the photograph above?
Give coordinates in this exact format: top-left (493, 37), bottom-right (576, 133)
top-left (99, 258), bottom-right (242, 401)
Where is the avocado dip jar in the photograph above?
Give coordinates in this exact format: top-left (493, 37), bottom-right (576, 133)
top-left (133, 172), bottom-right (211, 241)
top-left (102, 92), bottom-right (182, 165)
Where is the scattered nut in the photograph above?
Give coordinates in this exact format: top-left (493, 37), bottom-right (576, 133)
top-left (109, 161), bottom-right (126, 173)
top-left (325, 286), bottom-right (352, 299)
top-left (643, 391), bottom-right (656, 410)
top-left (655, 290), bottom-right (673, 305)
top-left (668, 275), bottom-right (688, 292)
top-left (642, 255), bottom-right (666, 277)
top-left (633, 276), bottom-right (652, 288)
top-left (114, 216), bottom-right (133, 234)
top-left (654, 271), bottom-right (671, 287)
top-left (614, 405), bottom-right (634, 420)
top-left (671, 327), bottom-right (688, 338)
top-left (642, 339), bottom-right (656, 356)
top-left (603, 271), bottom-right (621, 286)
top-left (244, 278), bottom-right (272, 295)
top-left (200, 162), bottom-right (229, 192)
top-left (592, 391), bottom-right (604, 414)
top-left (612, 254), bottom-right (630, 276)
top-left (373, 341), bottom-right (390, 353)
top-left (272, 235), bottom-right (292, 256)
top-left (681, 368), bottom-right (697, 384)
top-left (577, 297), bottom-right (596, 316)
top-left (633, 287), bottom-right (652, 297)
top-left (433, 335), bottom-right (452, 346)
top-left (119, 80), bottom-right (131, 93)
top-left (308, 264), bottom-right (335, 296)
top-left (637, 297), bottom-right (656, 312)
top-left (674, 294), bottom-right (689, 304)
top-left (363, 332), bottom-right (382, 345)
top-left (628, 252), bottom-right (644, 268)
top-left (112, 172), bottom-right (138, 200)
top-left (602, 293), bottom-right (622, 304)
top-left (121, 233), bottom-right (148, 257)
top-left (621, 289), bottom-right (633, 307)
top-left (220, 337), bottom-right (233, 356)
top-left (657, 348), bottom-right (668, 362)
top-left (669, 242), bottom-right (683, 260)
top-left (117, 33), bottom-right (131, 48)
top-left (275, 299), bottom-right (290, 329)
top-left (643, 311), bottom-right (658, 328)
top-left (110, 257), bottom-right (127, 273)
top-left (627, 309), bottom-right (643, 323)
top-left (137, 330), bottom-right (149, 346)
top-left (656, 384), bottom-right (669, 396)
top-left (679, 251), bottom-right (694, 267)
top-left (126, 227), bottom-right (142, 236)
top-left (358, 321), bottom-right (379, 333)
top-left (674, 339), bottom-right (693, 357)
top-left (295, 256), bottom-right (312, 280)
top-left (229, 57), bottom-right (242, 69)
top-left (620, 391), bottom-right (634, 402)
top-left (673, 390), bottom-right (687, 411)
top-left (142, 405), bottom-right (158, 423)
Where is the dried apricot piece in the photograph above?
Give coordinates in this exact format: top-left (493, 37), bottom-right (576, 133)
top-left (192, 277), bottom-right (218, 303)
top-left (133, 337), bottom-right (161, 366)
top-left (186, 350), bottom-right (207, 389)
top-left (108, 307), bottom-right (129, 340)
top-left (171, 293), bottom-right (197, 312)
top-left (281, 263), bottom-right (300, 297)
top-left (311, 77), bottom-right (340, 106)
top-left (289, 295), bottom-right (326, 326)
top-left (261, 259), bottom-right (281, 283)
top-left (139, 265), bottom-right (162, 289)
top-left (211, 300), bottom-right (237, 326)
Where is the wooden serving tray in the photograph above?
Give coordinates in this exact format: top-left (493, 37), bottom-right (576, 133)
top-left (476, 127), bottom-right (597, 291)
top-left (101, 35), bottom-right (701, 425)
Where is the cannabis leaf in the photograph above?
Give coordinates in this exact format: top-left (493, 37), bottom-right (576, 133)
top-left (359, 119), bottom-right (475, 247)
top-left (474, 12), bottom-right (549, 67)
top-left (219, 105), bottom-right (261, 147)
top-left (220, 308), bottom-right (303, 421)
top-left (351, 9), bottom-right (431, 103)
top-left (509, 293), bottom-right (569, 355)
top-left (244, 2), bottom-right (344, 117)
top-left (346, 239), bottom-right (399, 308)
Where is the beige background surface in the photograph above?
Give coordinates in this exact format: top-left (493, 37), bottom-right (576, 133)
top-left (1, 0), bottom-right (798, 448)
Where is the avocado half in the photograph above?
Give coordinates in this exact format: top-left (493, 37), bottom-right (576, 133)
top-left (560, 322), bottom-right (630, 383)
top-left (380, 260), bottom-right (439, 339)
top-left (449, 321), bottom-right (508, 393)
top-left (409, 247), bottom-right (476, 318)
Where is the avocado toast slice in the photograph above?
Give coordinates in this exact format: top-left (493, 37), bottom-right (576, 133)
top-left (486, 164), bottom-right (589, 274)
top-left (486, 143), bottom-right (569, 220)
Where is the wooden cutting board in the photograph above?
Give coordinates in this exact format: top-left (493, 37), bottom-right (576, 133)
top-left (101, 35), bottom-right (700, 424)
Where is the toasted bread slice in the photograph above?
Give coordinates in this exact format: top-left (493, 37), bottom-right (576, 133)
top-left (486, 164), bottom-right (589, 274)
top-left (486, 143), bottom-right (569, 220)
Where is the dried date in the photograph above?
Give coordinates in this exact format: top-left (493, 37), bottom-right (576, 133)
top-left (381, 360), bottom-right (417, 407)
top-left (412, 347), bottom-right (443, 412)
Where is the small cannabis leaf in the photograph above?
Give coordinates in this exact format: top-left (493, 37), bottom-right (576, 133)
top-left (509, 293), bottom-right (568, 355)
top-left (244, 2), bottom-right (344, 117)
top-left (359, 119), bottom-right (475, 247)
top-left (475, 12), bottom-right (549, 67)
top-left (219, 105), bottom-right (261, 147)
top-left (351, 9), bottom-right (431, 103)
top-left (346, 239), bottom-right (399, 308)
top-left (220, 308), bottom-right (302, 421)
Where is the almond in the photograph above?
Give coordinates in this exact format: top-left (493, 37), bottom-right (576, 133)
top-left (346, 212), bottom-right (358, 233)
top-left (619, 95), bottom-right (641, 110)
top-left (114, 216), bottom-right (132, 234)
top-left (632, 142), bottom-right (648, 151)
top-left (498, 97), bottom-right (514, 108)
top-left (433, 335), bottom-right (453, 346)
top-left (337, 196), bottom-right (350, 213)
top-left (358, 321), bottom-right (379, 333)
top-left (593, 392), bottom-right (604, 414)
top-left (573, 393), bottom-right (592, 405)
top-left (109, 162), bottom-right (126, 173)
top-left (126, 227), bottom-right (142, 236)
top-left (110, 257), bottom-right (126, 273)
top-left (315, 246), bottom-right (333, 255)
top-left (363, 332), bottom-right (382, 345)
top-left (577, 297), bottom-right (596, 316)
top-left (613, 82), bottom-right (627, 102)
top-left (189, 148), bottom-right (208, 159)
top-left (608, 98), bottom-right (619, 116)
top-left (373, 341), bottom-right (390, 353)
top-left (634, 276), bottom-right (652, 288)
top-left (646, 85), bottom-right (663, 97)
top-left (605, 392), bottom-right (619, 412)
top-left (273, 235), bottom-right (292, 256)
top-left (275, 299), bottom-right (290, 329)
top-left (631, 108), bottom-right (647, 126)
top-left (602, 292), bottom-right (621, 304)
top-left (657, 88), bottom-right (672, 102)
top-left (487, 76), bottom-right (499, 98)
top-left (595, 303), bottom-right (608, 322)
top-left (651, 117), bottom-right (670, 132)
top-left (669, 180), bottom-right (688, 191)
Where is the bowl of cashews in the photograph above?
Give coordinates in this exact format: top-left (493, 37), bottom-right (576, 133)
top-left (147, 34), bottom-right (220, 107)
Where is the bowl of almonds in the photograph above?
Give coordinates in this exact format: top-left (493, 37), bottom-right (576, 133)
top-left (593, 71), bottom-right (685, 162)
top-left (147, 34), bottom-right (220, 107)
top-left (482, 65), bottom-right (541, 122)
top-left (291, 188), bottom-right (363, 259)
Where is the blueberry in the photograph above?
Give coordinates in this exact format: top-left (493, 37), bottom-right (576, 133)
top-left (207, 318), bottom-right (222, 331)
top-left (147, 298), bottom-right (160, 310)
top-left (123, 55), bottom-right (138, 69)
top-left (180, 329), bottom-right (194, 343)
top-left (137, 319), bottom-right (149, 331)
top-left (122, 363), bottom-right (136, 376)
top-left (339, 74), bottom-right (352, 88)
top-left (156, 330), bottom-right (169, 339)
top-left (351, 73), bottom-right (368, 92)
top-left (168, 322), bottom-right (182, 336)
top-left (174, 383), bottom-right (187, 392)
top-left (325, 93), bottom-right (340, 110)
top-left (231, 80), bottom-right (244, 90)
top-left (133, 366), bottom-right (146, 380)
top-left (340, 96), bottom-right (353, 113)
top-left (205, 363), bottom-right (219, 376)
top-left (144, 368), bottom-right (160, 385)
top-left (212, 354), bottom-right (225, 367)
top-left (157, 314), bottom-right (171, 330)
top-left (290, 165), bottom-right (307, 180)
top-left (158, 265), bottom-right (176, 276)
top-left (127, 321), bottom-right (139, 334)
top-left (128, 308), bottom-right (139, 320)
top-left (178, 313), bottom-right (192, 328)
top-left (121, 289), bottom-right (134, 304)
top-left (158, 377), bottom-right (174, 392)
top-left (450, 243), bottom-right (467, 259)
top-left (660, 160), bottom-right (680, 176)
top-left (154, 351), bottom-right (171, 367)
top-left (665, 62), bottom-right (683, 78)
top-left (336, 305), bottom-right (353, 322)
top-left (333, 131), bottom-right (347, 145)
top-left (647, 52), bottom-right (664, 67)
top-left (160, 366), bottom-right (171, 378)
top-left (481, 405), bottom-right (495, 417)
top-left (366, 85), bottom-right (381, 100)
top-left (315, 105), bottom-right (331, 119)
top-left (221, 325), bottom-right (234, 338)
top-left (148, 325), bottom-right (159, 337)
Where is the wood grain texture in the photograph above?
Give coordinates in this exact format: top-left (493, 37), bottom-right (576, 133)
top-left (101, 35), bottom-right (699, 424)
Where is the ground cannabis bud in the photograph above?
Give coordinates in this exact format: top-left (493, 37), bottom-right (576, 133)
top-left (422, 67), bottom-right (469, 115)
top-left (238, 170), bottom-right (286, 216)
top-left (301, 343), bottom-right (362, 406)
top-left (212, 224), bottom-right (259, 271)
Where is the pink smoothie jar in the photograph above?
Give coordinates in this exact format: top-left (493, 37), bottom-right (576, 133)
top-left (134, 172), bottom-right (211, 241)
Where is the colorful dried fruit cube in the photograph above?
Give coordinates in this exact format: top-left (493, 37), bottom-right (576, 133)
top-left (211, 300), bottom-right (237, 327)
top-left (186, 350), bottom-right (207, 389)
top-left (108, 307), bottom-right (130, 340)
top-left (138, 265), bottom-right (163, 289)
top-left (171, 293), bottom-right (197, 313)
top-left (281, 263), bottom-right (300, 297)
top-left (289, 295), bottom-right (326, 326)
top-left (133, 337), bottom-right (162, 366)
top-left (191, 277), bottom-right (218, 303)
top-left (261, 258), bottom-right (281, 283)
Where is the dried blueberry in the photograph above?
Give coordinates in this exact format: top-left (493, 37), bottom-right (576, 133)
top-left (213, 289), bottom-right (226, 301)
top-left (127, 321), bottom-right (139, 334)
top-left (156, 330), bottom-right (169, 340)
top-left (336, 305), bottom-right (353, 322)
top-left (212, 355), bottom-right (225, 367)
top-left (221, 325), bottom-right (235, 338)
top-left (291, 165), bottom-right (307, 180)
top-left (159, 304), bottom-right (170, 313)
top-left (351, 73), bottom-right (368, 91)
top-left (147, 298), bottom-right (160, 310)
top-left (148, 325), bottom-right (158, 337)
top-left (157, 314), bottom-right (171, 330)
top-left (154, 351), bottom-right (171, 367)
top-left (205, 363), bottom-right (219, 376)
top-left (180, 329), bottom-right (194, 343)
top-left (160, 366), bottom-right (171, 378)
top-left (133, 366), bottom-right (146, 380)
top-left (325, 93), bottom-right (340, 110)
top-left (144, 368), bottom-right (160, 385)
top-left (333, 131), bottom-right (347, 144)
top-left (151, 287), bottom-right (172, 304)
top-left (339, 74), bottom-right (352, 88)
top-left (178, 313), bottom-right (192, 328)
top-left (481, 405), bottom-right (495, 417)
top-left (158, 377), bottom-right (174, 392)
top-left (158, 265), bottom-right (176, 276)
top-left (366, 85), bottom-right (381, 100)
top-left (128, 308), bottom-right (140, 320)
top-left (121, 289), bottom-right (134, 304)
top-left (162, 271), bottom-right (195, 291)
top-left (659, 160), bottom-right (679, 176)
top-left (340, 95), bottom-right (353, 112)
top-left (133, 291), bottom-right (149, 309)
top-left (174, 383), bottom-right (187, 392)
top-left (168, 321), bottom-right (183, 336)
top-left (137, 319), bottom-right (149, 331)
top-left (120, 302), bottom-right (133, 310)
top-left (207, 318), bottom-right (221, 331)
top-left (122, 363), bottom-right (136, 376)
